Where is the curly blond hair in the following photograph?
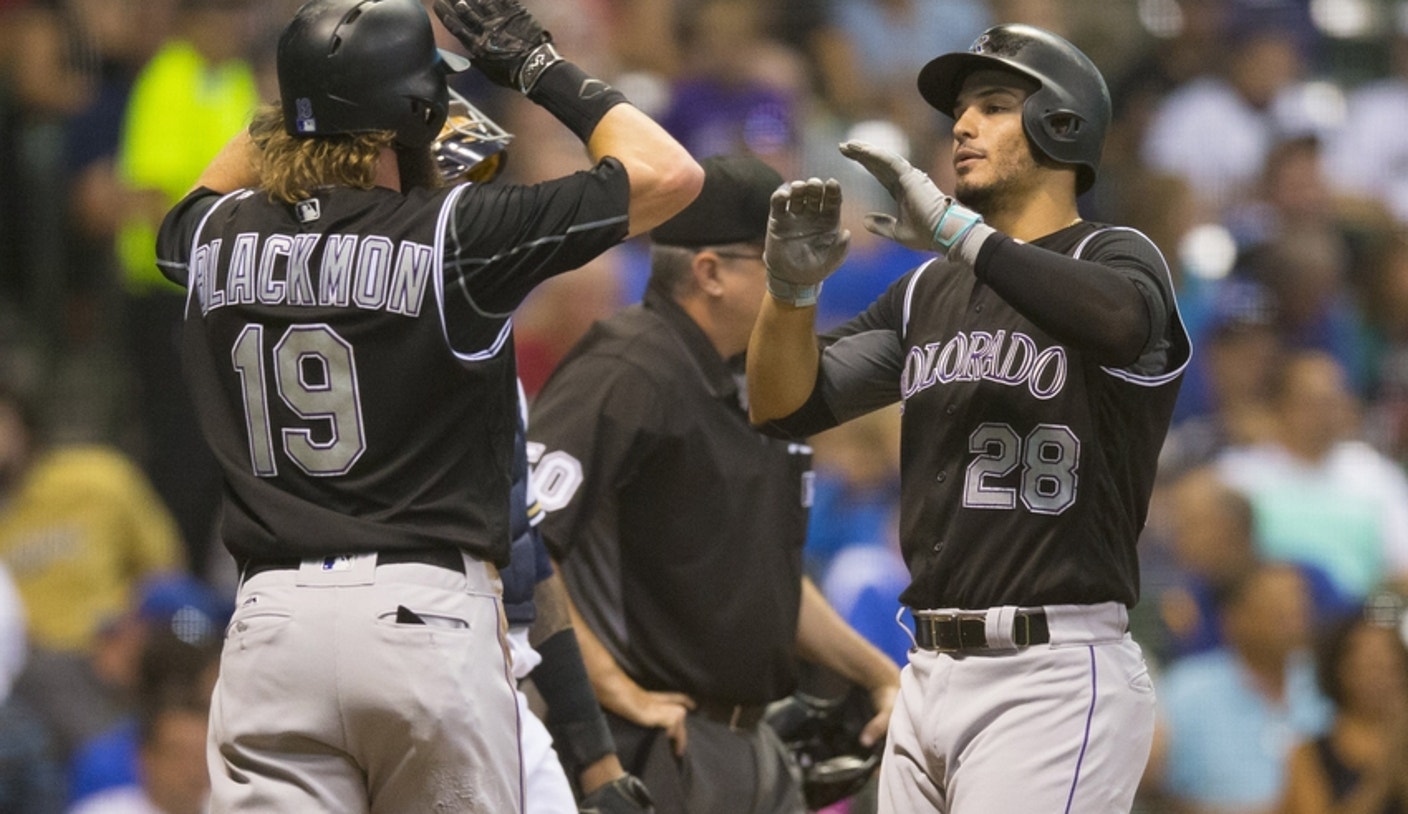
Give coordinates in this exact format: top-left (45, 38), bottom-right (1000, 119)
top-left (247, 104), bottom-right (396, 204)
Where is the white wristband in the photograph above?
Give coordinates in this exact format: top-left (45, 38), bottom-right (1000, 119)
top-left (766, 274), bottom-right (823, 308)
top-left (516, 43), bottom-right (563, 94)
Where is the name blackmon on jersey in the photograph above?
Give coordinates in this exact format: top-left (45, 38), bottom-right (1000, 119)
top-left (189, 215), bottom-right (436, 317)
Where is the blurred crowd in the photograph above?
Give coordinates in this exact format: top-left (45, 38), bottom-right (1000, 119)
top-left (5, 0), bottom-right (1408, 812)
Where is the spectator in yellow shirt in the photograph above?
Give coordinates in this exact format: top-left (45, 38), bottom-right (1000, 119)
top-left (0, 382), bottom-right (184, 654)
top-left (0, 380), bottom-right (187, 761)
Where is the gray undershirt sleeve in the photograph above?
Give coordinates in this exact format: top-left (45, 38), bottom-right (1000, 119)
top-left (817, 329), bottom-right (905, 424)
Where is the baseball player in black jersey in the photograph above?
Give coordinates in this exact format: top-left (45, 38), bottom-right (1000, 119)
top-left (527, 155), bottom-right (900, 814)
top-left (747, 24), bottom-right (1191, 813)
top-left (151, 0), bottom-right (702, 810)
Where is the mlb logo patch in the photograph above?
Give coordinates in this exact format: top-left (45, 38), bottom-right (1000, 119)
top-left (321, 555), bottom-right (354, 572)
top-left (295, 198), bottom-right (321, 223)
top-left (296, 98), bottom-right (316, 133)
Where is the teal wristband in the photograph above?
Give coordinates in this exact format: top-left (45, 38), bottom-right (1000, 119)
top-left (767, 275), bottom-right (823, 308)
top-left (932, 204), bottom-right (983, 250)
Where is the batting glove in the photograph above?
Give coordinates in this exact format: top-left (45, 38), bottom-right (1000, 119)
top-left (763, 178), bottom-right (851, 307)
top-left (433, 0), bottom-right (562, 94)
top-left (839, 140), bottom-right (994, 265)
top-left (578, 773), bottom-right (655, 814)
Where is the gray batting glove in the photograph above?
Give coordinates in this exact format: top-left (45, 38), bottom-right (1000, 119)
top-left (579, 773), bottom-right (655, 814)
top-left (763, 178), bottom-right (850, 308)
top-left (839, 140), bottom-right (992, 263)
top-left (434, 0), bottom-right (561, 94)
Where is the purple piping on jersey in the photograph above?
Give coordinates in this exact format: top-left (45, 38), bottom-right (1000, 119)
top-left (1064, 646), bottom-right (1098, 814)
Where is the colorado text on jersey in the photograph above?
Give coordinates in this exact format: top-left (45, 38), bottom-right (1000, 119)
top-left (901, 329), bottom-right (1068, 401)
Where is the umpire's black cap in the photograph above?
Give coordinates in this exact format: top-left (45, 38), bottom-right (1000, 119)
top-left (650, 154), bottom-right (783, 248)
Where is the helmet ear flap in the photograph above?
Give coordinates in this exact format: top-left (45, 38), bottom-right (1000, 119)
top-left (412, 96), bottom-right (446, 131)
top-left (1043, 110), bottom-right (1086, 141)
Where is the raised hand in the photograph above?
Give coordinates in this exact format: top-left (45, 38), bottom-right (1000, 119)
top-left (763, 178), bottom-right (850, 307)
top-left (839, 139), bottom-right (983, 255)
top-left (433, 0), bottom-right (560, 93)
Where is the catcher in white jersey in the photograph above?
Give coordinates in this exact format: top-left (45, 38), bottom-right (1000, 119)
top-left (746, 24), bottom-right (1190, 814)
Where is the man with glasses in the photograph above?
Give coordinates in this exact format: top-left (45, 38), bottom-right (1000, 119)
top-left (527, 154), bottom-right (900, 814)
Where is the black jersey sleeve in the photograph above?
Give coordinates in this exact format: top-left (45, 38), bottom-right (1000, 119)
top-left (154, 187), bottom-right (227, 287)
top-left (442, 157), bottom-right (631, 318)
top-left (973, 228), bottom-right (1173, 368)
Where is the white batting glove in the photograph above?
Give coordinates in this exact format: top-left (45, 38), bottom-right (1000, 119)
top-left (839, 140), bottom-right (993, 264)
top-left (763, 178), bottom-right (851, 308)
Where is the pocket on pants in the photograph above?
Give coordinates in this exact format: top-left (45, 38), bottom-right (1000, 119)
top-left (1116, 637), bottom-right (1156, 695)
top-left (374, 585), bottom-right (480, 642)
top-left (375, 606), bottom-right (472, 631)
top-left (225, 595), bottom-right (293, 649)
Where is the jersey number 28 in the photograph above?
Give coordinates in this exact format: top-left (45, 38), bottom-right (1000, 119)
top-left (964, 422), bottom-right (1079, 515)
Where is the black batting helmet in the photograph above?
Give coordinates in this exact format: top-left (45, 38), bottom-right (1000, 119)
top-left (918, 24), bottom-right (1111, 194)
top-left (764, 686), bottom-right (882, 809)
top-left (277, 0), bottom-right (470, 148)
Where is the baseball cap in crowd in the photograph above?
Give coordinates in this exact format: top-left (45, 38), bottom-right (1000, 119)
top-left (650, 154), bottom-right (784, 248)
top-left (134, 573), bottom-right (234, 645)
top-left (1206, 278), bottom-right (1277, 339)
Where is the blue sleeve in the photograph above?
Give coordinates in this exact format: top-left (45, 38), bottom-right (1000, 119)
top-left (67, 721), bottom-right (139, 804)
top-left (846, 586), bottom-right (911, 667)
top-left (532, 529), bottom-right (554, 584)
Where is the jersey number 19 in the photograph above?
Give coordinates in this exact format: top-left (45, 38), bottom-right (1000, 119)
top-left (231, 322), bottom-right (367, 477)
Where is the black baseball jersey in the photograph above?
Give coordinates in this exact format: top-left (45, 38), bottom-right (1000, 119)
top-left (153, 160), bottom-right (630, 566)
top-left (772, 223), bottom-right (1189, 611)
top-left (527, 287), bottom-right (813, 705)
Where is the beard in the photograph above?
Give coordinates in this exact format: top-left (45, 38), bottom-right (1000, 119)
top-left (954, 145), bottom-right (1049, 217)
top-left (396, 145), bottom-right (443, 191)
top-left (955, 176), bottom-right (1010, 217)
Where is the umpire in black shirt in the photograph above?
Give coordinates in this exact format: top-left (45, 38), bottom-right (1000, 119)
top-left (527, 155), bottom-right (900, 813)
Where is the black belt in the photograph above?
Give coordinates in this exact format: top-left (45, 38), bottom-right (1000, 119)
top-left (913, 610), bottom-right (1049, 652)
top-left (694, 700), bottom-right (768, 732)
top-left (240, 548), bottom-right (466, 581)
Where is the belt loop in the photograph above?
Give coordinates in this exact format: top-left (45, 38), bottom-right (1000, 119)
top-left (896, 606), bottom-right (917, 650)
top-left (985, 606), bottom-right (1018, 650)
